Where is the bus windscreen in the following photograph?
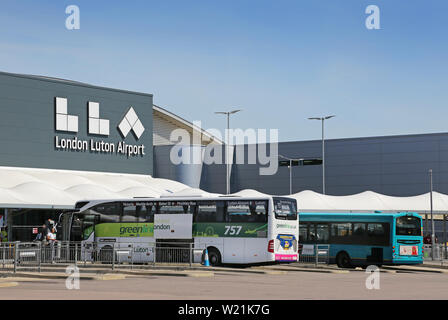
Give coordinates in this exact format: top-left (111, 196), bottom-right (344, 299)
top-left (396, 216), bottom-right (421, 236)
top-left (273, 198), bottom-right (297, 220)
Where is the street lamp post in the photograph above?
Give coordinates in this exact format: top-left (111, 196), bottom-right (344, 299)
top-left (308, 115), bottom-right (335, 195)
top-left (429, 169), bottom-right (435, 260)
top-left (279, 155), bottom-right (304, 195)
top-left (215, 109), bottom-right (241, 194)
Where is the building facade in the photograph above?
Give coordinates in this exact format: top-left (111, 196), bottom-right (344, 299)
top-left (0, 71), bottom-right (155, 240)
top-left (0, 72), bottom-right (154, 174)
top-left (155, 133), bottom-right (448, 197)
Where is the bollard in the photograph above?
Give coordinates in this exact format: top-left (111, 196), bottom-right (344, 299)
top-left (203, 248), bottom-right (210, 267)
top-left (112, 243), bottom-right (115, 270)
top-left (189, 243), bottom-right (193, 267)
top-left (131, 243), bottom-right (134, 270)
top-left (38, 242), bottom-right (42, 273)
top-left (153, 243), bottom-right (157, 266)
top-left (14, 242), bottom-right (19, 274)
top-left (84, 243), bottom-right (87, 266)
top-left (75, 243), bottom-right (78, 266)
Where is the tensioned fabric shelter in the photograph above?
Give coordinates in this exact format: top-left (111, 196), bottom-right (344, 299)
top-left (288, 190), bottom-right (448, 214)
top-left (0, 166), bottom-right (189, 209)
top-left (230, 189), bottom-right (448, 214)
top-left (2, 164), bottom-right (446, 214)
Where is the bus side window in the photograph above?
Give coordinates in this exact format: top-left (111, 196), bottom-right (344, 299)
top-left (196, 201), bottom-right (217, 222)
top-left (367, 223), bottom-right (389, 246)
top-left (216, 201), bottom-right (225, 222)
top-left (91, 202), bottom-right (121, 223)
top-left (331, 223), bottom-right (352, 237)
top-left (367, 223), bottom-right (384, 236)
top-left (316, 224), bottom-right (329, 243)
top-left (330, 223), bottom-right (352, 244)
top-left (122, 205), bottom-right (138, 222)
top-left (139, 205), bottom-right (155, 223)
top-left (309, 224), bottom-right (317, 242)
top-left (249, 201), bottom-right (268, 223)
top-left (353, 223), bottom-right (366, 236)
top-left (159, 203), bottom-right (193, 215)
top-left (299, 223), bottom-right (308, 243)
top-left (227, 202), bottom-right (251, 222)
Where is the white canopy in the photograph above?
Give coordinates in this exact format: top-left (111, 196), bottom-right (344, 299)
top-left (1, 165), bottom-right (447, 214)
top-left (0, 166), bottom-right (188, 209)
top-left (160, 187), bottom-right (221, 198)
top-left (287, 190), bottom-right (448, 213)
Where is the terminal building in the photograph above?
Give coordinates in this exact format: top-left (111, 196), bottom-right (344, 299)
top-left (0, 70), bottom-right (446, 241)
top-left (0, 71), bottom-right (219, 240)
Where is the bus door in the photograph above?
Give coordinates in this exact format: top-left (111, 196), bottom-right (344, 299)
top-left (367, 248), bottom-right (384, 264)
top-left (71, 213), bottom-right (99, 261)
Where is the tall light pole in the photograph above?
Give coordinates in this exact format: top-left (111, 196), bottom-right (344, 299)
top-left (215, 109), bottom-right (241, 194)
top-left (308, 115), bottom-right (335, 195)
top-left (279, 155), bottom-right (304, 195)
top-left (429, 169), bottom-right (435, 260)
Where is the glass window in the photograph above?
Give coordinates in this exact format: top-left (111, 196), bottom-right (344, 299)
top-left (139, 204), bottom-right (156, 223)
top-left (91, 202), bottom-right (120, 223)
top-left (331, 223), bottom-right (352, 237)
top-left (309, 224), bottom-right (317, 242)
top-left (299, 223), bottom-right (308, 243)
top-left (122, 205), bottom-right (138, 222)
top-left (72, 214), bottom-right (98, 241)
top-left (396, 216), bottom-right (421, 236)
top-left (249, 201), bottom-right (268, 223)
top-left (196, 201), bottom-right (218, 222)
top-left (158, 201), bottom-right (196, 215)
top-left (367, 223), bottom-right (390, 246)
top-left (273, 198), bottom-right (297, 220)
top-left (227, 201), bottom-right (251, 222)
top-left (316, 224), bottom-right (329, 243)
top-left (353, 223), bottom-right (366, 236)
top-left (367, 223), bottom-right (385, 236)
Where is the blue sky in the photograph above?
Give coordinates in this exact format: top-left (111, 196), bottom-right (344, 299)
top-left (0, 0), bottom-right (447, 142)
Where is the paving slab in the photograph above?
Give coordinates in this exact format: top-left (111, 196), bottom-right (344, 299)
top-left (0, 282), bottom-right (18, 288)
top-left (251, 265), bottom-right (350, 274)
top-left (383, 265), bottom-right (448, 273)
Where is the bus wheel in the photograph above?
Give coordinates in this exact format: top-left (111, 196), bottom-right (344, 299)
top-left (336, 252), bottom-right (352, 268)
top-left (207, 248), bottom-right (221, 266)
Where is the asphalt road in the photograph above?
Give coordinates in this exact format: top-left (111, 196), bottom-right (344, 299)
top-left (1, 269), bottom-right (447, 300)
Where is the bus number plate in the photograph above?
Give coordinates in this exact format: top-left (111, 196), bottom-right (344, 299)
top-left (399, 246), bottom-right (418, 256)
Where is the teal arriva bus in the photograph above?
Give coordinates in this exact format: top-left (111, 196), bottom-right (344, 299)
top-left (299, 212), bottom-right (423, 268)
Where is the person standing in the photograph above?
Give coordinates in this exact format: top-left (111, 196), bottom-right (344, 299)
top-left (46, 227), bottom-right (57, 263)
top-left (0, 227), bottom-right (8, 243)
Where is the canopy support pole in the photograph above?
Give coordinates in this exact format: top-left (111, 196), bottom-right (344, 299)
top-left (444, 214), bottom-right (447, 259)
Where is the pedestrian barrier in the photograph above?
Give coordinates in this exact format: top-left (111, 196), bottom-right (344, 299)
top-left (298, 244), bottom-right (330, 266)
top-left (0, 241), bottom-right (208, 273)
top-left (0, 242), bottom-right (16, 273)
top-left (9, 242), bottom-right (41, 273)
top-left (423, 244), bottom-right (447, 261)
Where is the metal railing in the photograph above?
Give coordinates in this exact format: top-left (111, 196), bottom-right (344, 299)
top-left (0, 241), bottom-right (208, 273)
top-left (1, 242), bottom-right (16, 273)
top-left (423, 244), bottom-right (448, 261)
top-left (298, 244), bottom-right (330, 266)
